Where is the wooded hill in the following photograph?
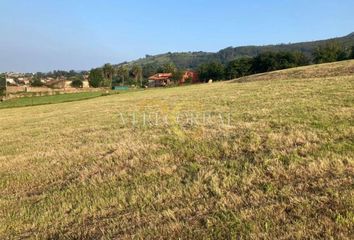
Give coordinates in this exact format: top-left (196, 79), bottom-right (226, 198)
top-left (118, 32), bottom-right (354, 69)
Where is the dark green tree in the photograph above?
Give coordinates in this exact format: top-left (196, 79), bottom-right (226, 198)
top-left (226, 57), bottom-right (253, 79)
top-left (349, 46), bottom-right (354, 59)
top-left (252, 52), bottom-right (278, 73)
top-left (251, 51), bottom-right (309, 74)
top-left (89, 68), bottom-right (104, 88)
top-left (0, 74), bottom-right (6, 96)
top-left (198, 62), bottom-right (225, 82)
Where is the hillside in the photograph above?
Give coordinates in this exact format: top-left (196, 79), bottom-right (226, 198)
top-left (0, 61), bottom-right (353, 239)
top-left (233, 59), bottom-right (354, 83)
top-left (121, 32), bottom-right (354, 69)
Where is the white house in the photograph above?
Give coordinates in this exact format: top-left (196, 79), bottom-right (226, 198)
top-left (6, 78), bottom-right (16, 85)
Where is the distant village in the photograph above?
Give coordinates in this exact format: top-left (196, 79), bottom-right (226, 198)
top-left (2, 69), bottom-right (200, 92)
top-left (3, 72), bottom-right (90, 89)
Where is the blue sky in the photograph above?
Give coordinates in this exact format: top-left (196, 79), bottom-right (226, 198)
top-left (0, 0), bottom-right (353, 72)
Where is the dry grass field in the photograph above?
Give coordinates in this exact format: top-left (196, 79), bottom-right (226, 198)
top-left (0, 60), bottom-right (353, 239)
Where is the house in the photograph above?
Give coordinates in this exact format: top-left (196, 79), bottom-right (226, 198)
top-left (5, 78), bottom-right (17, 86)
top-left (16, 77), bottom-right (30, 85)
top-left (148, 71), bottom-right (199, 87)
top-left (148, 73), bottom-right (173, 87)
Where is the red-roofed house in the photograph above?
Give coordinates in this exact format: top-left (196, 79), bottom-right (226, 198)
top-left (148, 73), bottom-right (173, 87)
top-left (148, 71), bottom-right (199, 87)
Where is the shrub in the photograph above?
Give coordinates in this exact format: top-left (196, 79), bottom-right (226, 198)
top-left (71, 78), bottom-right (83, 88)
top-left (30, 76), bottom-right (44, 87)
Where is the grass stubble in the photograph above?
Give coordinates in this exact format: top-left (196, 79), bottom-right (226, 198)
top-left (0, 61), bottom-right (353, 239)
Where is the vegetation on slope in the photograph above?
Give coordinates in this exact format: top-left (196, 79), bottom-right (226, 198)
top-left (0, 61), bottom-right (353, 239)
top-left (233, 59), bottom-right (354, 83)
top-left (123, 32), bottom-right (354, 69)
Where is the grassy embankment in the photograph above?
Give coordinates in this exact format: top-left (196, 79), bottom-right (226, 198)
top-left (0, 60), bottom-right (353, 239)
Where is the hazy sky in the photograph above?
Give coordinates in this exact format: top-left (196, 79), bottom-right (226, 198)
top-left (0, 0), bottom-right (353, 72)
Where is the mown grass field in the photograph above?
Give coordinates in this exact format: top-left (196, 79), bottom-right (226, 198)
top-left (0, 92), bottom-right (105, 109)
top-left (0, 61), bottom-right (353, 239)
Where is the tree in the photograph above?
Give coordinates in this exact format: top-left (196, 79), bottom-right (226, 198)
top-left (102, 63), bottom-right (114, 87)
top-left (35, 72), bottom-right (45, 79)
top-left (349, 46), bottom-right (354, 59)
top-left (30, 76), bottom-right (44, 87)
top-left (159, 62), bottom-right (176, 73)
top-left (313, 42), bottom-right (347, 64)
top-left (252, 52), bottom-right (278, 73)
top-left (226, 57), bottom-right (253, 79)
top-left (103, 64), bottom-right (114, 80)
top-left (198, 62), bottom-right (225, 82)
top-left (251, 51), bottom-right (309, 74)
top-left (115, 66), bottom-right (130, 86)
top-left (293, 51), bottom-right (310, 66)
top-left (142, 63), bottom-right (159, 78)
top-left (71, 76), bottom-right (83, 88)
top-left (131, 64), bottom-right (143, 87)
top-left (89, 68), bottom-right (104, 88)
top-left (0, 74), bottom-right (6, 96)
top-left (172, 69), bottom-right (185, 84)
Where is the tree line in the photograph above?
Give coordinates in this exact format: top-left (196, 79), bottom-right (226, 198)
top-left (89, 41), bottom-right (354, 87)
top-left (197, 42), bottom-right (354, 82)
top-left (88, 62), bottom-right (187, 88)
top-left (34, 70), bottom-right (88, 79)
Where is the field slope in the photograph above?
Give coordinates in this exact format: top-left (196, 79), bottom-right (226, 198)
top-left (0, 61), bottom-right (353, 239)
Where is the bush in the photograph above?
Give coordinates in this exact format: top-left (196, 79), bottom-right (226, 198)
top-left (30, 76), bottom-right (44, 87)
top-left (71, 78), bottom-right (83, 88)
